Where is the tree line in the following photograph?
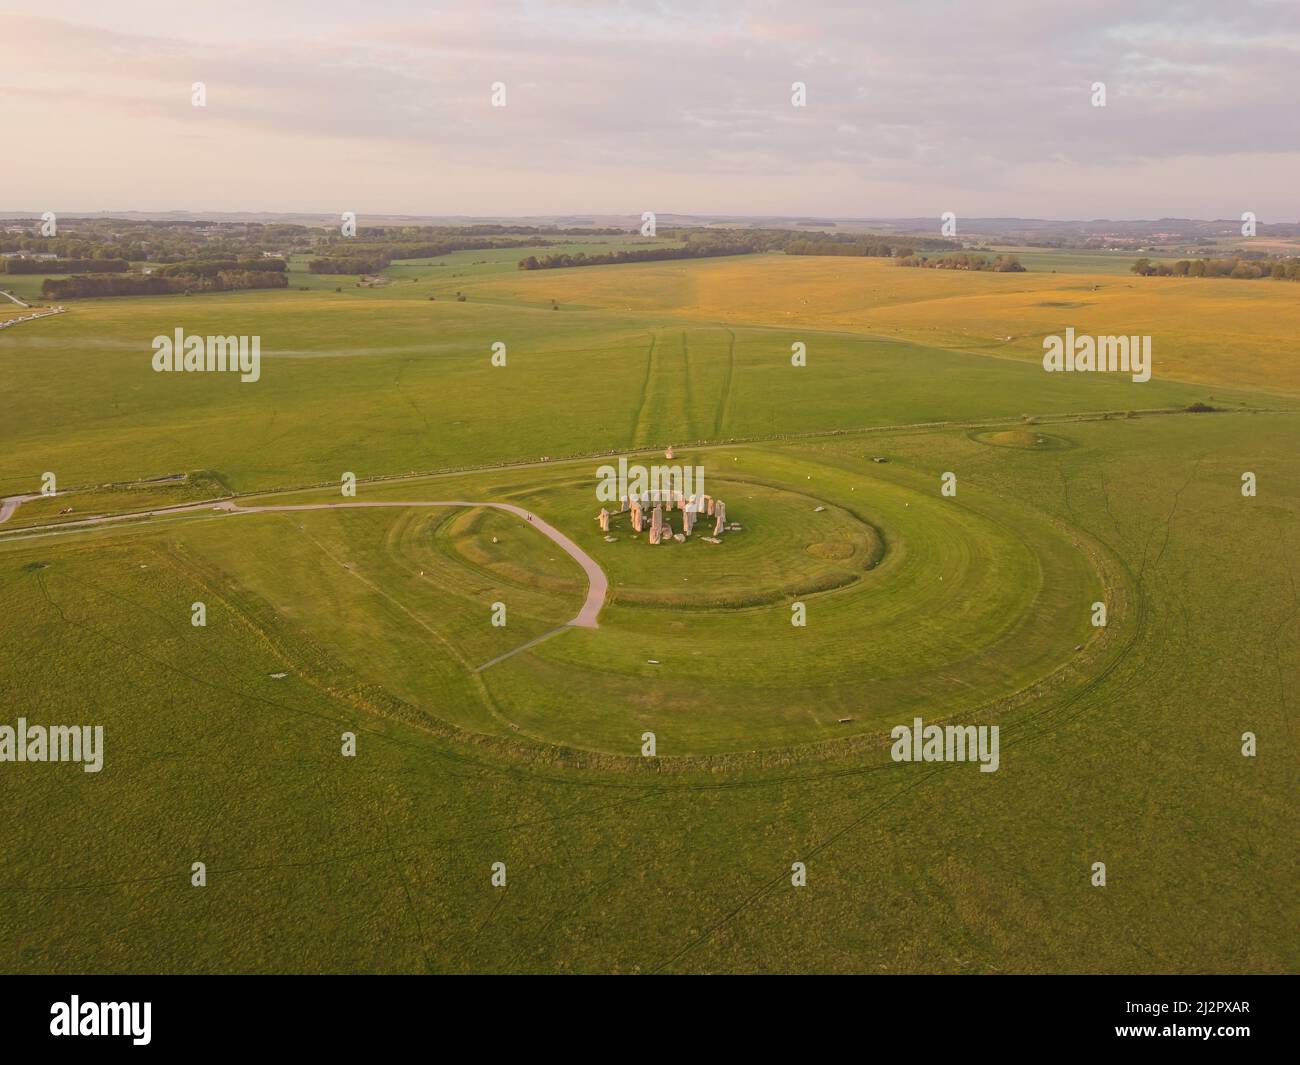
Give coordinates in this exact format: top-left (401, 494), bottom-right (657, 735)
top-left (308, 237), bottom-right (547, 274)
top-left (1131, 256), bottom-right (1300, 280)
top-left (307, 254), bottom-right (391, 275)
top-left (515, 227), bottom-right (965, 270)
top-left (784, 239), bottom-right (899, 257)
top-left (663, 227), bottom-right (959, 255)
top-left (43, 269), bottom-right (288, 299)
top-left (896, 252), bottom-right (1026, 272)
top-left (0, 218), bottom-right (318, 264)
top-left (518, 244), bottom-right (756, 270)
top-left (349, 224), bottom-right (627, 239)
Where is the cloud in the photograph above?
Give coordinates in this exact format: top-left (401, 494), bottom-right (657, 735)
top-left (2, 2), bottom-right (1297, 216)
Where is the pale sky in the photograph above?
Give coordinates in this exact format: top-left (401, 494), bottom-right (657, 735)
top-left (3, 0), bottom-right (1297, 220)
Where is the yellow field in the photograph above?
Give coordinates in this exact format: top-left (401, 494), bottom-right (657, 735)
top-left (472, 254), bottom-right (1300, 396)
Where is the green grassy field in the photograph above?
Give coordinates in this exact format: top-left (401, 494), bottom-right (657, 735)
top-left (988, 248), bottom-right (1175, 275)
top-left (0, 247), bottom-right (1295, 973)
top-left (0, 264), bottom-right (1280, 498)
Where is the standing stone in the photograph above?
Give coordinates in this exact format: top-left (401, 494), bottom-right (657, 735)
top-left (682, 505), bottom-right (694, 535)
top-left (665, 445), bottom-right (674, 460)
top-left (598, 508), bottom-right (610, 532)
top-left (705, 495), bottom-right (715, 516)
top-left (631, 499), bottom-right (643, 533)
top-left (619, 496), bottom-right (628, 513)
top-left (651, 505), bottom-right (663, 535)
top-left (715, 500), bottom-right (726, 524)
top-left (649, 524), bottom-right (661, 545)
top-left (714, 512), bottom-right (725, 537)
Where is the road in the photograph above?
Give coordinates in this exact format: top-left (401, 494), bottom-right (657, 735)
top-left (0, 493), bottom-right (42, 523)
top-left (0, 297), bottom-right (65, 329)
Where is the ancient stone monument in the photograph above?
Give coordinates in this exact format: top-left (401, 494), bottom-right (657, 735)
top-left (593, 455), bottom-right (735, 549)
top-left (594, 493), bottom-right (732, 545)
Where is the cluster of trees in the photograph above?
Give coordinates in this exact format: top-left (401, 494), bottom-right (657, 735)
top-left (309, 237), bottom-right (545, 274)
top-left (308, 254), bottom-right (391, 275)
top-left (42, 269), bottom-right (288, 299)
top-left (43, 275), bottom-right (188, 298)
top-left (648, 227), bottom-right (960, 257)
top-left (0, 218), bottom-right (318, 263)
top-left (781, 233), bottom-right (959, 257)
top-left (518, 244), bottom-right (756, 270)
top-left (202, 269), bottom-right (290, 291)
top-left (896, 252), bottom-right (1026, 272)
top-left (784, 239), bottom-right (900, 257)
top-left (1131, 256), bottom-right (1300, 280)
top-left (659, 227), bottom-right (791, 252)
top-left (3, 257), bottom-right (129, 273)
top-left (349, 224), bottom-right (626, 239)
top-left (514, 226), bottom-right (971, 270)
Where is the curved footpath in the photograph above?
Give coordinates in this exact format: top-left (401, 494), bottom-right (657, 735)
top-left (0, 494), bottom-right (41, 523)
top-left (0, 496), bottom-right (606, 631)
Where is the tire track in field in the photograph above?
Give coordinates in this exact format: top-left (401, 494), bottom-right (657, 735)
top-left (379, 808), bottom-right (437, 973)
top-left (0, 778), bottom-right (662, 898)
top-left (630, 331), bottom-right (658, 447)
top-left (680, 330), bottom-right (695, 440)
top-left (714, 326), bottom-right (736, 438)
top-left (649, 601), bottom-right (1148, 974)
top-left (26, 565), bottom-right (316, 882)
top-left (643, 469), bottom-right (1154, 971)
top-left (1138, 458), bottom-right (1202, 582)
top-left (633, 330), bottom-right (695, 447)
top-left (649, 768), bottom-right (944, 973)
top-left (393, 357), bottom-right (431, 432)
